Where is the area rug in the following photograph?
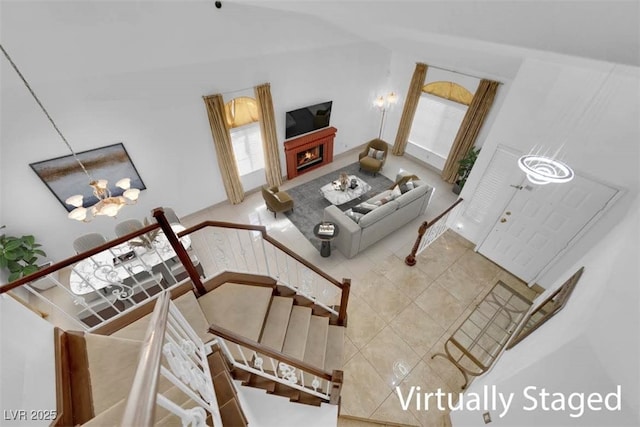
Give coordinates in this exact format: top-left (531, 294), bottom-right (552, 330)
top-left (284, 162), bottom-right (394, 250)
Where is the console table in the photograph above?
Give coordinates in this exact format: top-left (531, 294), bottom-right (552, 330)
top-left (432, 280), bottom-right (533, 389)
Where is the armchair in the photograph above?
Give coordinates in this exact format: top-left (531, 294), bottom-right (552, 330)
top-left (359, 138), bottom-right (388, 176)
top-left (261, 186), bottom-right (294, 217)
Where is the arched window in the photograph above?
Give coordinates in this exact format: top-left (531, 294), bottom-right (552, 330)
top-left (408, 80), bottom-right (476, 170)
top-left (224, 96), bottom-right (259, 128)
top-left (225, 96), bottom-right (264, 177)
top-left (422, 81), bottom-right (473, 105)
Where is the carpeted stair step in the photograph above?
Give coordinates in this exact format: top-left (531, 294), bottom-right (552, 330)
top-left (113, 290), bottom-right (213, 343)
top-left (259, 296), bottom-right (294, 352)
top-left (324, 325), bottom-right (345, 373)
top-left (281, 306), bottom-right (312, 360)
top-left (213, 370), bottom-right (239, 407)
top-left (207, 350), bottom-right (229, 377)
top-left (303, 315), bottom-right (329, 371)
top-left (198, 282), bottom-right (273, 341)
top-left (83, 382), bottom-right (191, 426)
top-left (219, 398), bottom-right (248, 427)
top-left (79, 333), bottom-right (143, 419)
top-left (198, 282), bottom-right (273, 361)
top-left (301, 315), bottom-right (329, 395)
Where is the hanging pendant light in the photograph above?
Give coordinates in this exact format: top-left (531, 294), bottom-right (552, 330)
top-left (518, 146), bottom-right (574, 185)
top-left (1, 44), bottom-right (141, 222)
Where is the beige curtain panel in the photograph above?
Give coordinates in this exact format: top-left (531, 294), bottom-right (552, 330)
top-left (203, 94), bottom-right (245, 204)
top-left (392, 62), bottom-right (428, 156)
top-left (254, 83), bottom-right (283, 187)
top-left (441, 79), bottom-right (500, 183)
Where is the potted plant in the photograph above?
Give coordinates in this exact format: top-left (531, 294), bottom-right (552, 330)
top-left (0, 226), bottom-right (47, 282)
top-left (453, 146), bottom-right (480, 195)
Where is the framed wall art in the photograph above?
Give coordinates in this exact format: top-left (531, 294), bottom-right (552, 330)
top-left (507, 267), bottom-right (585, 349)
top-left (30, 142), bottom-right (146, 212)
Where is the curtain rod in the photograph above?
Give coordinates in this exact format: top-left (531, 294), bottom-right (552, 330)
top-left (425, 62), bottom-right (503, 84)
top-left (204, 83), bottom-right (270, 99)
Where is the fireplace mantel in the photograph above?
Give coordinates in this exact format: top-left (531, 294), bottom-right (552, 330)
top-left (284, 127), bottom-right (336, 179)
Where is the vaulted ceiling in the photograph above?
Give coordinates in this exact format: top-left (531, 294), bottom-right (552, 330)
top-left (237, 0), bottom-right (640, 66)
top-left (1, 0), bottom-right (638, 89)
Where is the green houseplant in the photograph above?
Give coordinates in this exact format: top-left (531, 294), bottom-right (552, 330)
top-left (453, 146), bottom-right (480, 194)
top-left (0, 226), bottom-right (47, 282)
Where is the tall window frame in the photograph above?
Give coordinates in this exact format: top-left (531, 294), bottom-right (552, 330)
top-left (225, 96), bottom-right (264, 177)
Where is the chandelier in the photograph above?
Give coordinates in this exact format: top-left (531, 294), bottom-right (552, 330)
top-left (518, 147), bottom-right (574, 185)
top-left (1, 44), bottom-right (140, 222)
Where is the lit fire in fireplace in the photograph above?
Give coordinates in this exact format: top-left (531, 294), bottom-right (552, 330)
top-left (297, 147), bottom-right (321, 167)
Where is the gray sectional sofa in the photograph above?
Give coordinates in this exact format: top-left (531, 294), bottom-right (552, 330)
top-left (323, 172), bottom-right (434, 258)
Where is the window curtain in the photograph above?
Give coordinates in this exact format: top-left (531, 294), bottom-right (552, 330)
top-left (391, 62), bottom-right (428, 156)
top-left (254, 83), bottom-right (283, 187)
top-left (441, 79), bottom-right (500, 183)
top-left (203, 94), bottom-right (245, 204)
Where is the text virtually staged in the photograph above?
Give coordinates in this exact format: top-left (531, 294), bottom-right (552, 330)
top-left (396, 384), bottom-right (623, 419)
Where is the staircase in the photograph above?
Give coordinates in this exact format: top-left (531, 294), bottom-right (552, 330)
top-left (199, 281), bottom-right (345, 406)
top-left (55, 278), bottom-right (344, 425)
top-left (1, 214), bottom-right (349, 426)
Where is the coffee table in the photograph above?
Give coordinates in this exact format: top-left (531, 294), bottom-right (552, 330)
top-left (320, 175), bottom-right (371, 205)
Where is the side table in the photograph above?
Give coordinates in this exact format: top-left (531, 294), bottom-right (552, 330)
top-left (313, 222), bottom-right (340, 257)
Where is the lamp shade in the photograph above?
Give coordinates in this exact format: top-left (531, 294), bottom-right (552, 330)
top-left (123, 188), bottom-right (140, 201)
top-left (68, 207), bottom-right (88, 221)
top-left (65, 194), bottom-right (84, 208)
top-left (116, 178), bottom-right (131, 190)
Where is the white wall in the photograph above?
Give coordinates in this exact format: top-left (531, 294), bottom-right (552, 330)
top-left (0, 295), bottom-right (57, 426)
top-left (450, 197), bottom-right (639, 426)
top-left (235, 379), bottom-right (338, 427)
top-left (0, 1), bottom-right (391, 263)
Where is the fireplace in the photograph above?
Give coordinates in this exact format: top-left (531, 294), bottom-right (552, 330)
top-left (297, 146), bottom-right (323, 171)
top-left (284, 127), bottom-right (336, 179)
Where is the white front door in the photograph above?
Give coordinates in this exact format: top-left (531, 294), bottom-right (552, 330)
top-left (478, 173), bottom-right (618, 283)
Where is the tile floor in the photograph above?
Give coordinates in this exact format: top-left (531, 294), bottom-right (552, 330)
top-left (182, 149), bottom-right (537, 426)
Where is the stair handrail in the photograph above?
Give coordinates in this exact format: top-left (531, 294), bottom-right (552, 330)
top-left (178, 220), bottom-right (351, 325)
top-left (121, 291), bottom-right (170, 426)
top-left (178, 221), bottom-right (345, 291)
top-left (209, 324), bottom-right (334, 381)
top-left (405, 198), bottom-right (464, 266)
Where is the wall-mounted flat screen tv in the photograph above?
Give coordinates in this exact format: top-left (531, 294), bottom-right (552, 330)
top-left (285, 101), bottom-right (332, 140)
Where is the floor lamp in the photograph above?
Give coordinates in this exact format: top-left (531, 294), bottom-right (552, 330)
top-left (374, 92), bottom-right (398, 139)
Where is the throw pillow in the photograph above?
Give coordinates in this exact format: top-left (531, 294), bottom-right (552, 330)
top-left (399, 184), bottom-right (409, 194)
top-left (346, 210), bottom-right (363, 224)
top-left (352, 205), bottom-right (372, 215)
top-left (352, 202), bottom-right (378, 215)
top-left (391, 185), bottom-right (402, 199)
top-left (405, 181), bottom-right (415, 190)
top-left (368, 147), bottom-right (384, 160)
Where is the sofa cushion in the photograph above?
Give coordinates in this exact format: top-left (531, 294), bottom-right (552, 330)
top-left (359, 200), bottom-right (398, 228)
top-left (395, 182), bottom-right (429, 208)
